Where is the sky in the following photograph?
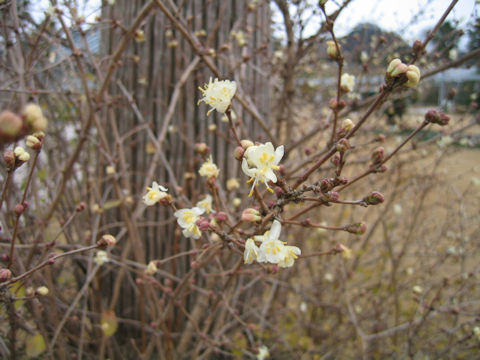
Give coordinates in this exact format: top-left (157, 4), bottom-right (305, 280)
top-left (325, 0), bottom-right (477, 45)
top-left (32, 0), bottom-right (477, 48)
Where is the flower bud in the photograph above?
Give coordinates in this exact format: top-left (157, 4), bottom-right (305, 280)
top-left (386, 58), bottom-right (404, 77)
top-left (241, 208), bottom-right (261, 222)
top-left (234, 146), bottom-right (245, 160)
top-left (412, 40), bottom-right (423, 53)
top-left (14, 146), bottom-right (30, 162)
top-left (330, 154), bottom-right (341, 166)
top-left (326, 191), bottom-right (339, 202)
top-left (23, 103), bottom-right (47, 132)
top-left (134, 29), bottom-right (145, 43)
top-left (214, 211), bottom-right (228, 222)
top-left (371, 146), bottom-right (385, 164)
top-left (76, 202), bottom-right (86, 212)
top-left (405, 65), bottom-right (420, 87)
top-left (425, 109), bottom-right (450, 126)
top-left (329, 98), bottom-right (346, 111)
top-left (145, 261), bottom-right (158, 276)
top-left (226, 177), bottom-right (240, 191)
top-left (26, 135), bottom-right (41, 149)
top-left (320, 178), bottom-right (334, 193)
top-left (376, 134), bottom-right (386, 143)
top-left (335, 243), bottom-right (352, 259)
top-left (345, 222), bottom-right (367, 235)
top-left (196, 217), bottom-right (211, 232)
top-left (336, 138), bottom-right (350, 153)
top-left (326, 40), bottom-right (341, 59)
top-left (23, 103), bottom-right (43, 123)
top-left (341, 118), bottom-right (355, 132)
top-left (195, 142), bottom-right (210, 156)
top-left (340, 73), bottom-right (355, 93)
top-left (98, 234), bottom-right (116, 247)
top-left (14, 203), bottom-right (25, 215)
top-left (0, 268), bottom-right (12, 282)
top-left (240, 139), bottom-right (254, 149)
top-left (36, 286), bottom-right (49, 296)
top-left (363, 191), bottom-right (385, 205)
top-left (3, 150), bottom-right (15, 170)
top-left (232, 197), bottom-right (242, 208)
top-left (0, 110), bottom-right (23, 141)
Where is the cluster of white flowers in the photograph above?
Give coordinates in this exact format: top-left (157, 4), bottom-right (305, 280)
top-left (198, 78), bottom-right (237, 116)
top-left (143, 181), bottom-right (169, 206)
top-left (241, 142), bottom-right (284, 196)
top-left (174, 207), bottom-right (204, 239)
top-left (244, 220), bottom-right (301, 268)
top-left (173, 195), bottom-right (215, 239)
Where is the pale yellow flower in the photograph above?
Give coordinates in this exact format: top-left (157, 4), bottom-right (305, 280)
top-left (143, 182), bottom-right (169, 206)
top-left (199, 156), bottom-right (220, 179)
top-left (198, 78), bottom-right (237, 115)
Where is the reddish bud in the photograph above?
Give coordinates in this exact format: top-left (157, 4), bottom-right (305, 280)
top-left (0, 268), bottom-right (12, 282)
top-left (331, 154), bottom-right (340, 166)
top-left (363, 191), bottom-right (385, 205)
top-left (274, 186), bottom-right (284, 197)
top-left (14, 203), bottom-right (25, 215)
top-left (0, 110), bottom-right (23, 142)
top-left (195, 143), bottom-right (210, 156)
top-left (196, 217), bottom-right (211, 232)
top-left (376, 134), bottom-right (386, 143)
top-left (412, 40), bottom-right (423, 53)
top-left (371, 146), bottom-right (385, 164)
top-left (3, 150), bottom-right (15, 170)
top-left (336, 138), bottom-right (350, 153)
top-left (345, 222), bottom-right (367, 235)
top-left (76, 202), bottom-right (86, 212)
top-left (234, 146), bottom-right (245, 160)
top-left (214, 211), bottom-right (228, 222)
top-left (425, 109), bottom-right (450, 126)
top-left (326, 191), bottom-right (339, 202)
top-left (320, 178), bottom-right (334, 193)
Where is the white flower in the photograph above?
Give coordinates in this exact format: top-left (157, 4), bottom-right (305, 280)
top-left (95, 250), bottom-right (109, 266)
top-left (14, 146), bottom-right (30, 162)
top-left (341, 73), bottom-right (355, 92)
top-left (143, 181), bottom-right (169, 206)
top-left (341, 118), bottom-right (355, 132)
top-left (226, 177), bottom-right (240, 191)
top-left (258, 220), bottom-right (286, 264)
top-left (146, 261), bottom-right (157, 275)
top-left (278, 245), bottom-right (301, 268)
top-left (244, 238), bottom-right (259, 264)
top-left (300, 302), bottom-right (307, 313)
top-left (437, 135), bottom-right (453, 148)
top-left (412, 285), bottom-right (423, 294)
top-left (393, 203), bottom-right (403, 215)
top-left (242, 142), bottom-right (284, 196)
top-left (174, 207), bottom-right (205, 239)
top-left (324, 273), bottom-right (334, 282)
top-left (199, 156), bottom-right (220, 179)
top-left (198, 78), bottom-right (237, 115)
top-left (196, 194), bottom-right (214, 214)
top-left (449, 48), bottom-right (458, 61)
top-left (360, 51), bottom-right (368, 63)
top-left (257, 345), bottom-right (270, 360)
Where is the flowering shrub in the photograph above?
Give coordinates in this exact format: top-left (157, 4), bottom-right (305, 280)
top-left (0, 1), bottom-right (478, 359)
